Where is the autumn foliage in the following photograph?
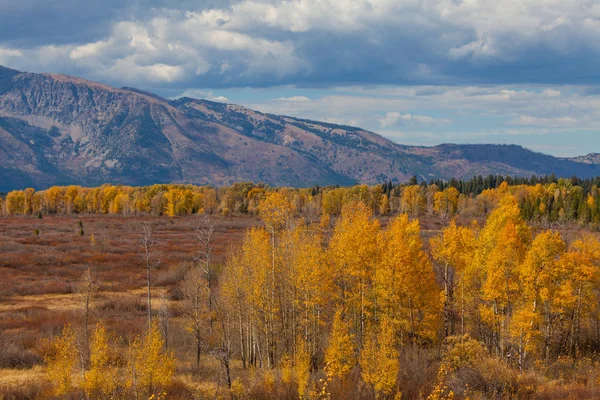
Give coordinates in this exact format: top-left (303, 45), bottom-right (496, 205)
top-left (6, 178), bottom-right (600, 399)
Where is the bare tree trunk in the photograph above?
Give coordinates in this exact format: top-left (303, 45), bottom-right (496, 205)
top-left (141, 223), bottom-right (161, 330)
top-left (195, 214), bottom-right (215, 332)
top-left (270, 230), bottom-right (276, 368)
top-left (444, 262), bottom-right (450, 338)
top-left (147, 265), bottom-right (152, 329)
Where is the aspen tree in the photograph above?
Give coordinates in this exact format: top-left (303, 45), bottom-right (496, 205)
top-left (430, 220), bottom-right (476, 337)
top-left (513, 230), bottom-right (565, 368)
top-left (481, 221), bottom-right (526, 357)
top-left (83, 323), bottom-right (116, 399)
top-left (242, 227), bottom-right (273, 367)
top-left (400, 185), bottom-right (426, 216)
top-left (220, 248), bottom-right (252, 369)
top-left (128, 321), bottom-right (175, 398)
top-left (377, 214), bottom-right (440, 343)
top-left (360, 317), bottom-right (400, 399)
top-left (45, 325), bottom-right (79, 397)
top-left (259, 192), bottom-right (292, 367)
top-left (5, 190), bottom-right (25, 215)
top-left (560, 235), bottom-right (600, 358)
top-left (329, 201), bottom-right (379, 341)
top-left (324, 308), bottom-right (356, 382)
top-left (379, 194), bottom-right (390, 215)
top-left (294, 336), bottom-right (312, 399)
top-left (433, 187), bottom-right (460, 219)
top-left (469, 195), bottom-right (530, 349)
top-left (291, 225), bottom-right (331, 357)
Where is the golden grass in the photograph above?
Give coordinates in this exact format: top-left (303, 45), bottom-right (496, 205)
top-left (0, 366), bottom-right (45, 387)
top-left (0, 287), bottom-right (171, 313)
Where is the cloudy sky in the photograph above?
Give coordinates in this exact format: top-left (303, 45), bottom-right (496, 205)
top-left (0, 0), bottom-right (598, 156)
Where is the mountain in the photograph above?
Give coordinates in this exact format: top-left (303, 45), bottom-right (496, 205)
top-left (1, 65), bottom-right (600, 191)
top-left (566, 153), bottom-right (600, 165)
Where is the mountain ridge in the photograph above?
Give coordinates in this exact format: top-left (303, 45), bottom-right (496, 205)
top-left (0, 65), bottom-right (599, 191)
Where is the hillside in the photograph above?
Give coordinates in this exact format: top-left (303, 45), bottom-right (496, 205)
top-left (1, 65), bottom-right (600, 191)
top-left (566, 153), bottom-right (600, 165)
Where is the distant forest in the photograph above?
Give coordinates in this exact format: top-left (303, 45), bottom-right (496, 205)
top-left (4, 174), bottom-right (600, 225)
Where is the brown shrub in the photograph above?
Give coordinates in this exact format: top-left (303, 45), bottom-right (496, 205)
top-left (0, 338), bottom-right (41, 369)
top-left (0, 381), bottom-right (50, 400)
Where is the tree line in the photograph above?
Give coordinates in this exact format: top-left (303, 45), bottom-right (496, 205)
top-left (5, 176), bottom-right (600, 225)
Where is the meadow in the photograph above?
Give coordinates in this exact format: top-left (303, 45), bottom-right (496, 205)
top-left (0, 214), bottom-right (251, 398)
top-left (2, 179), bottom-right (600, 399)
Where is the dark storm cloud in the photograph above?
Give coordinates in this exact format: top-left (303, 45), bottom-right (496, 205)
top-left (0, 0), bottom-right (599, 89)
top-left (0, 0), bottom-right (233, 46)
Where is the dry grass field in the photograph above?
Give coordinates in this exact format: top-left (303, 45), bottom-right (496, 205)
top-left (0, 214), bottom-right (258, 398)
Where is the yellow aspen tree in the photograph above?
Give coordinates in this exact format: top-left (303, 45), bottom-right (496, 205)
top-left (63, 186), bottom-right (78, 214)
top-left (74, 194), bottom-right (87, 214)
top-left (360, 317), bottom-right (400, 399)
top-left (325, 307), bottom-right (356, 382)
top-left (24, 187), bottom-right (35, 214)
top-left (292, 226), bottom-right (332, 356)
top-left (101, 186), bottom-right (118, 214)
top-left (259, 191), bottom-right (293, 231)
top-left (240, 227), bottom-right (274, 368)
top-left (110, 192), bottom-right (129, 214)
top-left (377, 214), bottom-right (440, 344)
top-left (560, 235), bottom-right (600, 358)
top-left (481, 221), bottom-right (527, 358)
top-left (83, 323), bottom-right (117, 399)
top-left (128, 321), bottom-right (175, 398)
top-left (275, 223), bottom-right (300, 359)
top-left (329, 201), bottom-right (380, 341)
top-left (400, 185), bottom-right (426, 216)
top-left (428, 335), bottom-right (486, 400)
top-left (468, 195), bottom-right (529, 347)
top-left (322, 188), bottom-right (347, 216)
top-left (259, 191), bottom-right (292, 367)
top-left (220, 247), bottom-right (253, 369)
top-left (475, 194), bottom-right (530, 263)
top-left (433, 187), bottom-right (460, 219)
top-left (44, 186), bottom-right (65, 214)
top-left (5, 190), bottom-right (26, 215)
top-left (430, 220), bottom-right (476, 337)
top-left (45, 324), bottom-right (79, 397)
top-left (294, 336), bottom-right (312, 399)
top-left (164, 187), bottom-right (181, 217)
top-left (379, 194), bottom-right (390, 215)
top-left (512, 230), bottom-right (565, 368)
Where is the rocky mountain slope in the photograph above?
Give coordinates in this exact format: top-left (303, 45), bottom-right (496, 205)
top-left (1, 65), bottom-right (599, 191)
top-left (566, 153), bottom-right (600, 165)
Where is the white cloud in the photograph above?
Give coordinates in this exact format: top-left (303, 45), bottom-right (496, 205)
top-left (276, 96), bottom-right (310, 102)
top-left (508, 115), bottom-right (579, 127)
top-left (380, 112), bottom-right (451, 128)
top-left (0, 48), bottom-right (23, 58)
top-left (176, 89), bottom-right (229, 102)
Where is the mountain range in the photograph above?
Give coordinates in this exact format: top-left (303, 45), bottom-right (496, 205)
top-left (1, 65), bottom-right (599, 191)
